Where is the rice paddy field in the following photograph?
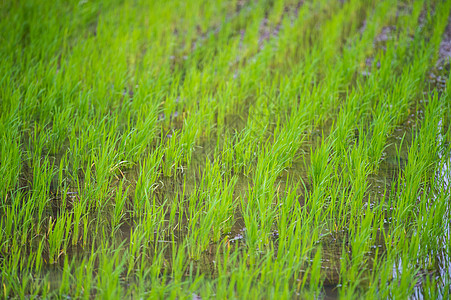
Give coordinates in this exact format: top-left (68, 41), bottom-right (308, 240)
top-left (1, 0), bottom-right (451, 298)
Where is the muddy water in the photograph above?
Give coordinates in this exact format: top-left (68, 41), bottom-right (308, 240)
top-left (113, 118), bottom-right (414, 287)
top-left (38, 116), bottom-right (447, 297)
top-left (33, 78), bottom-right (444, 297)
top-left (30, 106), bottom-right (440, 300)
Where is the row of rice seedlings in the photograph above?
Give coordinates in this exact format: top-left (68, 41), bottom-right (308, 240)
top-left (242, 109), bottom-right (309, 251)
top-left (0, 93), bottom-right (22, 202)
top-left (329, 22), bottom-right (433, 275)
top-left (185, 160), bottom-right (238, 259)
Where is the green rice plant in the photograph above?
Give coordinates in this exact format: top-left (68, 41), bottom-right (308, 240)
top-left (58, 255), bottom-right (74, 297)
top-left (47, 212), bottom-right (72, 265)
top-left (338, 202), bottom-right (375, 298)
top-left (141, 196), bottom-right (166, 244)
top-left (72, 255), bottom-right (95, 300)
top-left (161, 131), bottom-right (184, 178)
top-left (111, 180), bottom-right (128, 232)
top-left (94, 241), bottom-right (127, 299)
top-left (71, 193), bottom-right (88, 246)
top-left (185, 192), bottom-right (209, 259)
top-left (178, 114), bottom-right (201, 166)
top-left (231, 122), bottom-right (265, 175)
top-left (393, 95), bottom-right (443, 230)
top-left (168, 240), bottom-right (189, 297)
top-left (0, 115), bottom-right (21, 202)
top-left (48, 105), bottom-right (73, 156)
top-left (90, 128), bottom-right (124, 210)
top-left (81, 213), bottom-right (90, 248)
top-left (184, 160), bottom-right (239, 258)
top-left (0, 242), bottom-right (48, 299)
top-left (120, 101), bottom-right (160, 164)
top-left (127, 225), bottom-right (145, 276)
top-left (34, 236), bottom-right (45, 274)
top-left (32, 158), bottom-right (55, 233)
top-left (133, 146), bottom-right (163, 214)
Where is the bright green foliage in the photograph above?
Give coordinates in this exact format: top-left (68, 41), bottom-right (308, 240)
top-left (1, 0), bottom-right (451, 298)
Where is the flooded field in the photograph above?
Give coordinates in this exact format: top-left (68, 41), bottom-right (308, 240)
top-left (1, 0), bottom-right (451, 298)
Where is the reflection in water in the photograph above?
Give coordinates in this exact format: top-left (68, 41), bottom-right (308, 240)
top-left (392, 120), bottom-right (451, 299)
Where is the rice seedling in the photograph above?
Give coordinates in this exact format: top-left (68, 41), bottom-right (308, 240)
top-left (1, 0), bottom-right (451, 298)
